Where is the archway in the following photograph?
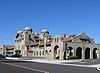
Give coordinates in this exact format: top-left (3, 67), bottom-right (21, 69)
top-left (85, 48), bottom-right (90, 59)
top-left (63, 46), bottom-right (73, 60)
top-left (63, 51), bottom-right (66, 60)
top-left (54, 45), bottom-right (59, 59)
top-left (93, 48), bottom-right (97, 59)
top-left (67, 47), bottom-right (73, 56)
top-left (76, 47), bottom-right (82, 59)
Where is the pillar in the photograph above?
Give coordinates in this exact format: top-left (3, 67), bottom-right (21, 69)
top-left (73, 48), bottom-right (76, 56)
top-left (82, 49), bottom-right (85, 60)
top-left (97, 49), bottom-right (100, 59)
top-left (90, 49), bottom-right (93, 59)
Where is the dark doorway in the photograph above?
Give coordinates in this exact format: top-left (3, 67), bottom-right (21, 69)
top-left (76, 47), bottom-right (82, 59)
top-left (63, 51), bottom-right (66, 60)
top-left (68, 47), bottom-right (73, 56)
top-left (85, 48), bottom-right (90, 59)
top-left (93, 48), bottom-right (97, 59)
top-left (54, 45), bottom-right (59, 59)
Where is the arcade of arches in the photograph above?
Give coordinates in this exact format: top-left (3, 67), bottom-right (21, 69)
top-left (62, 46), bottom-right (99, 60)
top-left (31, 44), bottom-right (99, 60)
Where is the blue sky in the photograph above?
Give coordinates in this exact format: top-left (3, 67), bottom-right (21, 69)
top-left (0, 0), bottom-right (100, 44)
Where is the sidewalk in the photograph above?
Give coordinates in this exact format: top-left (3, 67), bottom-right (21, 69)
top-left (6, 57), bottom-right (81, 63)
top-left (5, 57), bottom-right (100, 68)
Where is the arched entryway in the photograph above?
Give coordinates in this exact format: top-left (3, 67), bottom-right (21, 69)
top-left (85, 48), bottom-right (90, 59)
top-left (76, 47), bottom-right (82, 59)
top-left (63, 46), bottom-right (73, 60)
top-left (93, 48), bottom-right (97, 59)
top-left (67, 47), bottom-right (73, 56)
top-left (63, 51), bottom-right (66, 60)
top-left (54, 45), bottom-right (59, 59)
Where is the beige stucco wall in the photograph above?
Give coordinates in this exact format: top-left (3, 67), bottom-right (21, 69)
top-left (15, 27), bottom-right (100, 60)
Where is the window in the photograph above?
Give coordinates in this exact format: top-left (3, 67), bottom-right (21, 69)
top-left (16, 34), bottom-right (19, 38)
top-left (45, 50), bottom-right (48, 54)
top-left (29, 34), bottom-right (31, 40)
top-left (49, 50), bottom-right (51, 53)
top-left (22, 38), bottom-right (24, 40)
top-left (37, 51), bottom-right (38, 56)
top-left (46, 44), bottom-right (51, 47)
top-left (26, 31), bottom-right (28, 34)
top-left (40, 51), bottom-right (41, 56)
top-left (43, 51), bottom-right (44, 55)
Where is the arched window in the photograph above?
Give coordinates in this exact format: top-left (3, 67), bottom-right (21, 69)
top-left (54, 45), bottom-right (59, 54)
top-left (37, 51), bottom-right (38, 56)
top-left (40, 51), bottom-right (41, 56)
top-left (43, 51), bottom-right (44, 55)
top-left (49, 50), bottom-right (51, 53)
top-left (45, 50), bottom-right (48, 54)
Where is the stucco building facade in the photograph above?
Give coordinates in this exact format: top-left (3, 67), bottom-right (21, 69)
top-left (0, 45), bottom-right (6, 55)
top-left (0, 45), bottom-right (15, 56)
top-left (15, 27), bottom-right (100, 60)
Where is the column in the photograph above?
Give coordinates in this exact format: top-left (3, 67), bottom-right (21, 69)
top-left (73, 48), bottom-right (76, 56)
top-left (82, 49), bottom-right (85, 60)
top-left (90, 49), bottom-right (93, 59)
top-left (97, 49), bottom-right (100, 59)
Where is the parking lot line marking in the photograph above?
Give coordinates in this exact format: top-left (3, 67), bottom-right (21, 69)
top-left (1, 62), bottom-right (49, 73)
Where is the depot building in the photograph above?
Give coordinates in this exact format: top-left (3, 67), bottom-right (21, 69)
top-left (15, 27), bottom-right (100, 60)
